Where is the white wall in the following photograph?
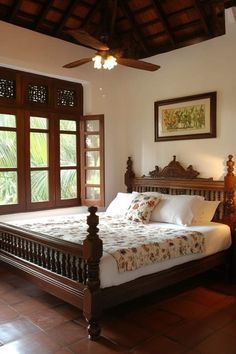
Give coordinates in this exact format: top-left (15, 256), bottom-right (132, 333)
top-left (0, 14), bottom-right (236, 206)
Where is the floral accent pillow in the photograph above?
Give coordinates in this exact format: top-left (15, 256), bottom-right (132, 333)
top-left (125, 194), bottom-right (160, 223)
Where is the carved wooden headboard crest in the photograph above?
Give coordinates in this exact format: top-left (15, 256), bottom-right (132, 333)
top-left (147, 155), bottom-right (208, 180)
top-left (124, 155), bottom-right (236, 219)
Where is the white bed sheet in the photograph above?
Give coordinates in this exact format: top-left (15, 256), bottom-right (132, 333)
top-left (100, 222), bottom-right (231, 288)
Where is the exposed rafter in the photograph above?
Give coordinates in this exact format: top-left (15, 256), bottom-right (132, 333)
top-left (35, 0), bottom-right (54, 30)
top-left (118, 0), bottom-right (149, 55)
top-left (193, 0), bottom-right (211, 36)
top-left (55, 0), bottom-right (80, 35)
top-left (80, 0), bottom-right (103, 29)
top-left (150, 0), bottom-right (176, 48)
top-left (8, 0), bottom-right (22, 21)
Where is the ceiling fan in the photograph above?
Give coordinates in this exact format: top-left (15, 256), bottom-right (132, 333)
top-left (63, 1), bottom-right (160, 72)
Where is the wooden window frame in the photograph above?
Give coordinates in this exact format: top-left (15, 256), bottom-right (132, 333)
top-left (80, 114), bottom-right (105, 207)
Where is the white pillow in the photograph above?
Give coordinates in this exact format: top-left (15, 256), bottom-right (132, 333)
top-left (105, 193), bottom-right (135, 216)
top-left (150, 195), bottom-right (204, 226)
top-left (192, 200), bottom-right (221, 224)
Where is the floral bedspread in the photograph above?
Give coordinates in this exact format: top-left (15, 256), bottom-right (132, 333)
top-left (8, 214), bottom-right (205, 273)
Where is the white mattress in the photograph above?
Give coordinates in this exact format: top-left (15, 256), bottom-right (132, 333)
top-left (100, 222), bottom-right (231, 288)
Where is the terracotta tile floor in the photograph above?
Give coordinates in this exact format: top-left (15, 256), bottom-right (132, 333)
top-left (0, 265), bottom-right (236, 354)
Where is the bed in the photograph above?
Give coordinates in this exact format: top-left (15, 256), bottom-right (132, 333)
top-left (0, 155), bottom-right (236, 340)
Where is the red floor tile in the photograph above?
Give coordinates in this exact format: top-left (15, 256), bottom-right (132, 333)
top-left (166, 319), bottom-right (214, 348)
top-left (69, 336), bottom-right (129, 354)
top-left (0, 304), bottom-right (19, 323)
top-left (102, 316), bottom-right (153, 348)
top-left (45, 320), bottom-right (87, 346)
top-left (131, 334), bottom-right (186, 354)
top-left (195, 331), bottom-right (236, 354)
top-left (0, 331), bottom-right (60, 354)
top-left (0, 317), bottom-right (40, 344)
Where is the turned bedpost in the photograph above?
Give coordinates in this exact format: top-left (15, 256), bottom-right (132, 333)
top-left (224, 155), bottom-right (236, 216)
top-left (83, 206), bottom-right (103, 340)
top-left (125, 156), bottom-right (135, 193)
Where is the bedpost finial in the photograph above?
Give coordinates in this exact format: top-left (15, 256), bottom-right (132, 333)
top-left (226, 154), bottom-right (235, 176)
top-left (88, 206), bottom-right (98, 216)
top-left (125, 156), bottom-right (135, 193)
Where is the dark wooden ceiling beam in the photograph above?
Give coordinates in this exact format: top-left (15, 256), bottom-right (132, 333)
top-left (80, 0), bottom-right (103, 29)
top-left (35, 0), bottom-right (54, 30)
top-left (193, 0), bottom-right (211, 36)
top-left (118, 0), bottom-right (149, 54)
top-left (55, 0), bottom-right (80, 35)
top-left (133, 4), bottom-right (153, 15)
top-left (8, 0), bottom-right (23, 21)
top-left (150, 0), bottom-right (176, 48)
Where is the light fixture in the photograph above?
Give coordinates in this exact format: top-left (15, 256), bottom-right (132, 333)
top-left (92, 55), bottom-right (102, 69)
top-left (92, 54), bottom-right (117, 70)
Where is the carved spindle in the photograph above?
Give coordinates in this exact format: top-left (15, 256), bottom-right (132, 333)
top-left (29, 241), bottom-right (33, 262)
top-left (51, 249), bottom-right (56, 272)
top-left (41, 245), bottom-right (46, 267)
top-left (56, 251), bottom-right (61, 274)
top-left (224, 155), bottom-right (236, 215)
top-left (124, 156), bottom-right (135, 193)
top-left (67, 254), bottom-right (71, 278)
top-left (61, 253), bottom-right (66, 275)
top-left (83, 206), bottom-right (103, 341)
top-left (37, 244), bottom-right (42, 266)
top-left (72, 256), bottom-right (77, 280)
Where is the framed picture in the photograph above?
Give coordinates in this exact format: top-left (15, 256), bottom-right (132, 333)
top-left (154, 92), bottom-right (216, 142)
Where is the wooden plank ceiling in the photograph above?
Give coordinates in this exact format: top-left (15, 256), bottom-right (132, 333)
top-left (0, 0), bottom-right (235, 59)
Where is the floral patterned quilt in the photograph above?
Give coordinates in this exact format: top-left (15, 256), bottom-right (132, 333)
top-left (9, 214), bottom-right (205, 273)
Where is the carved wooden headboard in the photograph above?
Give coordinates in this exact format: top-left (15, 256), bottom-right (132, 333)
top-left (125, 155), bottom-right (236, 221)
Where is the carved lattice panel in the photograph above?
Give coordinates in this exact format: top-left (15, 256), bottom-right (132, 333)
top-left (28, 84), bottom-right (48, 104)
top-left (0, 78), bottom-right (15, 98)
top-left (57, 88), bottom-right (76, 107)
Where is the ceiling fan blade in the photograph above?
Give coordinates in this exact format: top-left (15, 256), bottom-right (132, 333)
top-left (63, 58), bottom-right (93, 68)
top-left (117, 58), bottom-right (160, 71)
top-left (68, 29), bottom-right (109, 51)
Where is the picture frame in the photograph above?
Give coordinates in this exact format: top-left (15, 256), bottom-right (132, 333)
top-left (154, 92), bottom-right (216, 142)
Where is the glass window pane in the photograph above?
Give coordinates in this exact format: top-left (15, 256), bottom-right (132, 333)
top-left (60, 169), bottom-right (77, 199)
top-left (85, 135), bottom-right (100, 148)
top-left (0, 131), bottom-right (17, 168)
top-left (86, 170), bottom-right (100, 184)
top-left (0, 113), bottom-right (16, 128)
top-left (30, 116), bottom-right (48, 129)
top-left (86, 187), bottom-right (100, 200)
top-left (60, 134), bottom-right (76, 166)
top-left (60, 120), bottom-right (76, 131)
top-left (31, 171), bottom-right (49, 202)
top-left (0, 171), bottom-right (18, 205)
top-left (86, 120), bottom-right (99, 132)
top-left (86, 151), bottom-right (100, 167)
top-left (30, 132), bottom-right (48, 167)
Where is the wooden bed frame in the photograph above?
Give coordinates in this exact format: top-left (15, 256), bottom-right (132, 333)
top-left (0, 155), bottom-right (236, 340)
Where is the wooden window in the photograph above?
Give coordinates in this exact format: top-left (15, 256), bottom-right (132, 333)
top-left (0, 67), bottom-right (105, 213)
top-left (80, 115), bottom-right (105, 207)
